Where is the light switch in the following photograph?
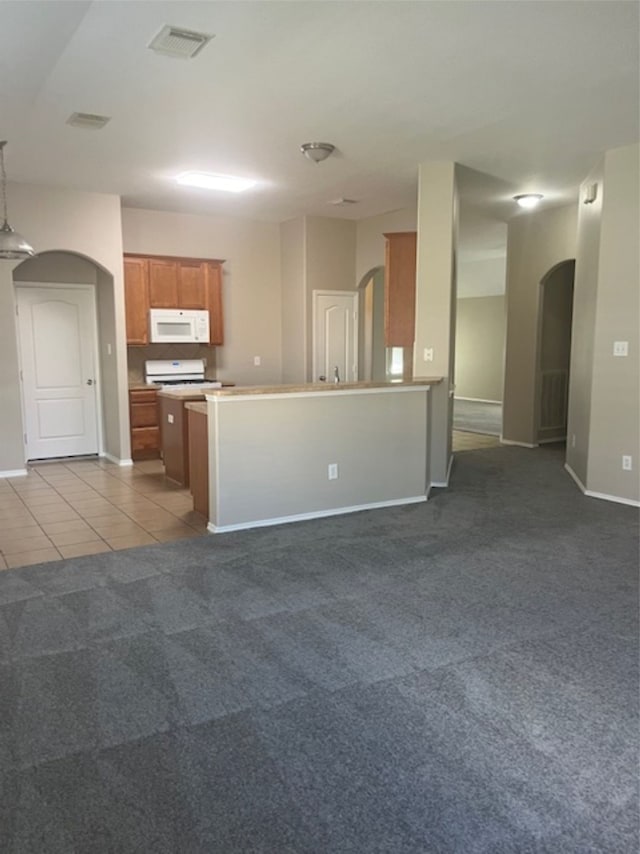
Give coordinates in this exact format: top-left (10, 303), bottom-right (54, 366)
top-left (613, 341), bottom-right (629, 357)
top-left (167, 414), bottom-right (174, 424)
top-left (253, 356), bottom-right (261, 366)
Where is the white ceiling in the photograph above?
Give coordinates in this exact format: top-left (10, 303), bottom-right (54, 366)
top-left (1, 0), bottom-right (638, 228)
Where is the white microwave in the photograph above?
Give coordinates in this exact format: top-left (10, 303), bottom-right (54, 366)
top-left (149, 309), bottom-right (210, 344)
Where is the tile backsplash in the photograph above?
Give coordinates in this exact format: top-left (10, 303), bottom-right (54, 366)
top-left (127, 344), bottom-right (218, 384)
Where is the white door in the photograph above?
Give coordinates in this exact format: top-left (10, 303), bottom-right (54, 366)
top-left (17, 286), bottom-right (99, 460)
top-left (312, 290), bottom-right (358, 382)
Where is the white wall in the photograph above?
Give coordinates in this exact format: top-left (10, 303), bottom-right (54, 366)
top-left (455, 295), bottom-right (505, 402)
top-left (0, 184), bottom-right (127, 472)
top-left (280, 217), bottom-right (306, 384)
top-left (121, 207), bottom-right (282, 386)
top-left (503, 204), bottom-right (578, 445)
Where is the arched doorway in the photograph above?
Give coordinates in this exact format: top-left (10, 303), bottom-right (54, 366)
top-left (13, 250), bottom-right (115, 461)
top-left (535, 259), bottom-right (576, 444)
top-left (357, 266), bottom-right (385, 381)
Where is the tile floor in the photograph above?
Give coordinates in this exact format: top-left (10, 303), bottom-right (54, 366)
top-left (0, 433), bottom-right (500, 572)
top-left (0, 458), bottom-right (207, 571)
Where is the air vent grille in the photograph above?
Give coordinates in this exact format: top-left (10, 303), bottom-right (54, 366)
top-left (148, 25), bottom-right (214, 59)
top-left (66, 112), bottom-right (111, 130)
top-left (328, 198), bottom-right (359, 207)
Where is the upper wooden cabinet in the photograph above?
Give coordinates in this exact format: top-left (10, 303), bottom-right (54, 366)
top-left (383, 231), bottom-right (417, 348)
top-left (123, 257), bottom-right (150, 345)
top-left (124, 253), bottom-right (224, 346)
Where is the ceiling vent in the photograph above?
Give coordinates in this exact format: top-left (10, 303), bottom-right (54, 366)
top-left (328, 197), bottom-right (359, 207)
top-left (66, 112), bottom-right (111, 130)
top-left (148, 25), bottom-right (214, 59)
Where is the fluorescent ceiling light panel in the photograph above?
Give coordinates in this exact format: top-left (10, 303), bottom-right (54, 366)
top-left (176, 171), bottom-right (256, 192)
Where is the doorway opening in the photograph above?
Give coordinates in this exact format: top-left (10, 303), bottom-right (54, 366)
top-left (535, 259), bottom-right (575, 444)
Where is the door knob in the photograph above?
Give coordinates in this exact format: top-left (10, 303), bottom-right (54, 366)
top-left (86, 379), bottom-right (94, 386)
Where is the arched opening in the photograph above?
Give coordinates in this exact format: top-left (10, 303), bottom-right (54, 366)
top-left (357, 266), bottom-right (385, 381)
top-left (535, 259), bottom-right (576, 444)
top-left (12, 250), bottom-right (118, 462)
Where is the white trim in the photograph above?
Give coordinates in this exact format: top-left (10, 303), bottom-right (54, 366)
top-left (208, 495), bottom-right (428, 534)
top-left (431, 453), bottom-right (454, 488)
top-left (564, 462), bottom-right (586, 492)
top-left (564, 463), bottom-right (640, 507)
top-left (0, 468), bottom-right (28, 479)
top-left (584, 489), bottom-right (640, 508)
top-left (207, 385), bottom-right (432, 404)
top-left (100, 452), bottom-right (133, 467)
top-left (538, 436), bottom-right (566, 444)
top-left (454, 396), bottom-right (502, 405)
top-left (500, 438), bottom-right (538, 448)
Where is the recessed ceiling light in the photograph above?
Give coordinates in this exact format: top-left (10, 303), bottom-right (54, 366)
top-left (514, 193), bottom-right (543, 209)
top-left (176, 172), bottom-right (256, 193)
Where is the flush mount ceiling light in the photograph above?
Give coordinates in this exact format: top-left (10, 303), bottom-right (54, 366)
top-left (301, 142), bottom-right (335, 164)
top-left (0, 141), bottom-right (34, 260)
top-left (176, 171), bottom-right (257, 193)
top-left (514, 193), bottom-right (543, 209)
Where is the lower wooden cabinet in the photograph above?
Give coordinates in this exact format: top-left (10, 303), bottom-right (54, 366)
top-left (129, 388), bottom-right (160, 460)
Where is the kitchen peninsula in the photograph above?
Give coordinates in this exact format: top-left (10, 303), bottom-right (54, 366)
top-left (204, 379), bottom-right (442, 532)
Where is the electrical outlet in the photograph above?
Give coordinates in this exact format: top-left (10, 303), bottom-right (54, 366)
top-left (571, 434), bottom-right (576, 448)
top-left (622, 455), bottom-right (632, 471)
top-left (613, 341), bottom-right (629, 357)
top-left (328, 463), bottom-right (338, 480)
top-left (167, 414), bottom-right (174, 424)
top-left (253, 356), bottom-right (261, 366)
top-left (423, 348), bottom-right (434, 362)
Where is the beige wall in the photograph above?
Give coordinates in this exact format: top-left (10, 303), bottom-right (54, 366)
top-left (503, 204), bottom-right (578, 445)
top-left (121, 207), bottom-right (282, 387)
top-left (305, 217), bottom-right (357, 380)
top-left (413, 162), bottom-right (458, 484)
top-left (572, 144), bottom-right (640, 502)
top-left (0, 184), bottom-right (128, 472)
top-left (208, 387), bottom-right (430, 530)
top-left (455, 295), bottom-right (505, 402)
top-left (280, 217), bottom-right (307, 384)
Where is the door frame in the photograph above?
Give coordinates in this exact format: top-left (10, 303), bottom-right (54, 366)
top-left (14, 282), bottom-right (104, 462)
top-left (311, 289), bottom-right (359, 383)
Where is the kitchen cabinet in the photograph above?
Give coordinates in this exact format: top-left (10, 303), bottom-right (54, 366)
top-left (187, 403), bottom-right (209, 517)
top-left (384, 232), bottom-right (417, 348)
top-left (123, 253), bottom-right (224, 345)
top-left (129, 388), bottom-right (160, 459)
top-left (124, 258), bottom-right (150, 345)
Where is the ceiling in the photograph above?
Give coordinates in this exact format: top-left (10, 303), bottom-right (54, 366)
top-left (1, 0), bottom-right (638, 230)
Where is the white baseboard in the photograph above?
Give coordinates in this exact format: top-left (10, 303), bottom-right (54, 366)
top-left (454, 396), bottom-right (502, 405)
top-left (538, 437), bottom-right (566, 444)
top-left (208, 494), bottom-right (428, 533)
top-left (431, 454), bottom-right (454, 488)
top-left (500, 438), bottom-right (538, 449)
top-left (564, 463), bottom-right (639, 507)
top-left (0, 468), bottom-right (28, 479)
top-left (100, 452), bottom-right (133, 467)
top-left (564, 462), bottom-right (586, 492)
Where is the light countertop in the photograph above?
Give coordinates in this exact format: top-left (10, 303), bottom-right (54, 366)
top-left (205, 378), bottom-right (443, 397)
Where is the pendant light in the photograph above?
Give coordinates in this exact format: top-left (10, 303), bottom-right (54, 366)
top-left (0, 141), bottom-right (34, 260)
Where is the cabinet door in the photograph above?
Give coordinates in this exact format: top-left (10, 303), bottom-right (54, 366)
top-left (205, 262), bottom-right (224, 345)
top-left (148, 259), bottom-right (179, 307)
top-left (384, 232), bottom-right (417, 348)
top-left (124, 257), bottom-right (149, 345)
top-left (178, 261), bottom-right (207, 308)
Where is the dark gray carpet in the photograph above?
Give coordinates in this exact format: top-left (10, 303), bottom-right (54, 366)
top-left (1, 445), bottom-right (638, 853)
top-left (454, 399), bottom-right (502, 436)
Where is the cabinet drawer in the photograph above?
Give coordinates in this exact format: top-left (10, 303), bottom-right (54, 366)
top-left (130, 402), bottom-right (158, 428)
top-left (131, 426), bottom-right (160, 452)
top-left (130, 388), bottom-right (158, 404)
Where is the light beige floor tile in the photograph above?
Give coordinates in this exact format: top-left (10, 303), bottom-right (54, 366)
top-left (6, 548), bottom-right (62, 568)
top-left (48, 529), bottom-right (108, 547)
top-left (40, 519), bottom-right (94, 535)
top-left (30, 507), bottom-right (81, 523)
top-left (1, 534), bottom-right (54, 554)
top-left (81, 512), bottom-right (131, 527)
top-left (0, 512), bottom-right (37, 526)
top-left (72, 502), bottom-right (120, 518)
top-left (135, 514), bottom-right (184, 532)
top-left (22, 496), bottom-right (70, 508)
top-left (88, 521), bottom-right (148, 538)
top-left (57, 541), bottom-right (111, 559)
top-left (0, 524), bottom-right (43, 542)
top-left (152, 525), bottom-right (202, 543)
top-left (105, 532), bottom-right (158, 550)
top-left (54, 489), bottom-right (100, 500)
